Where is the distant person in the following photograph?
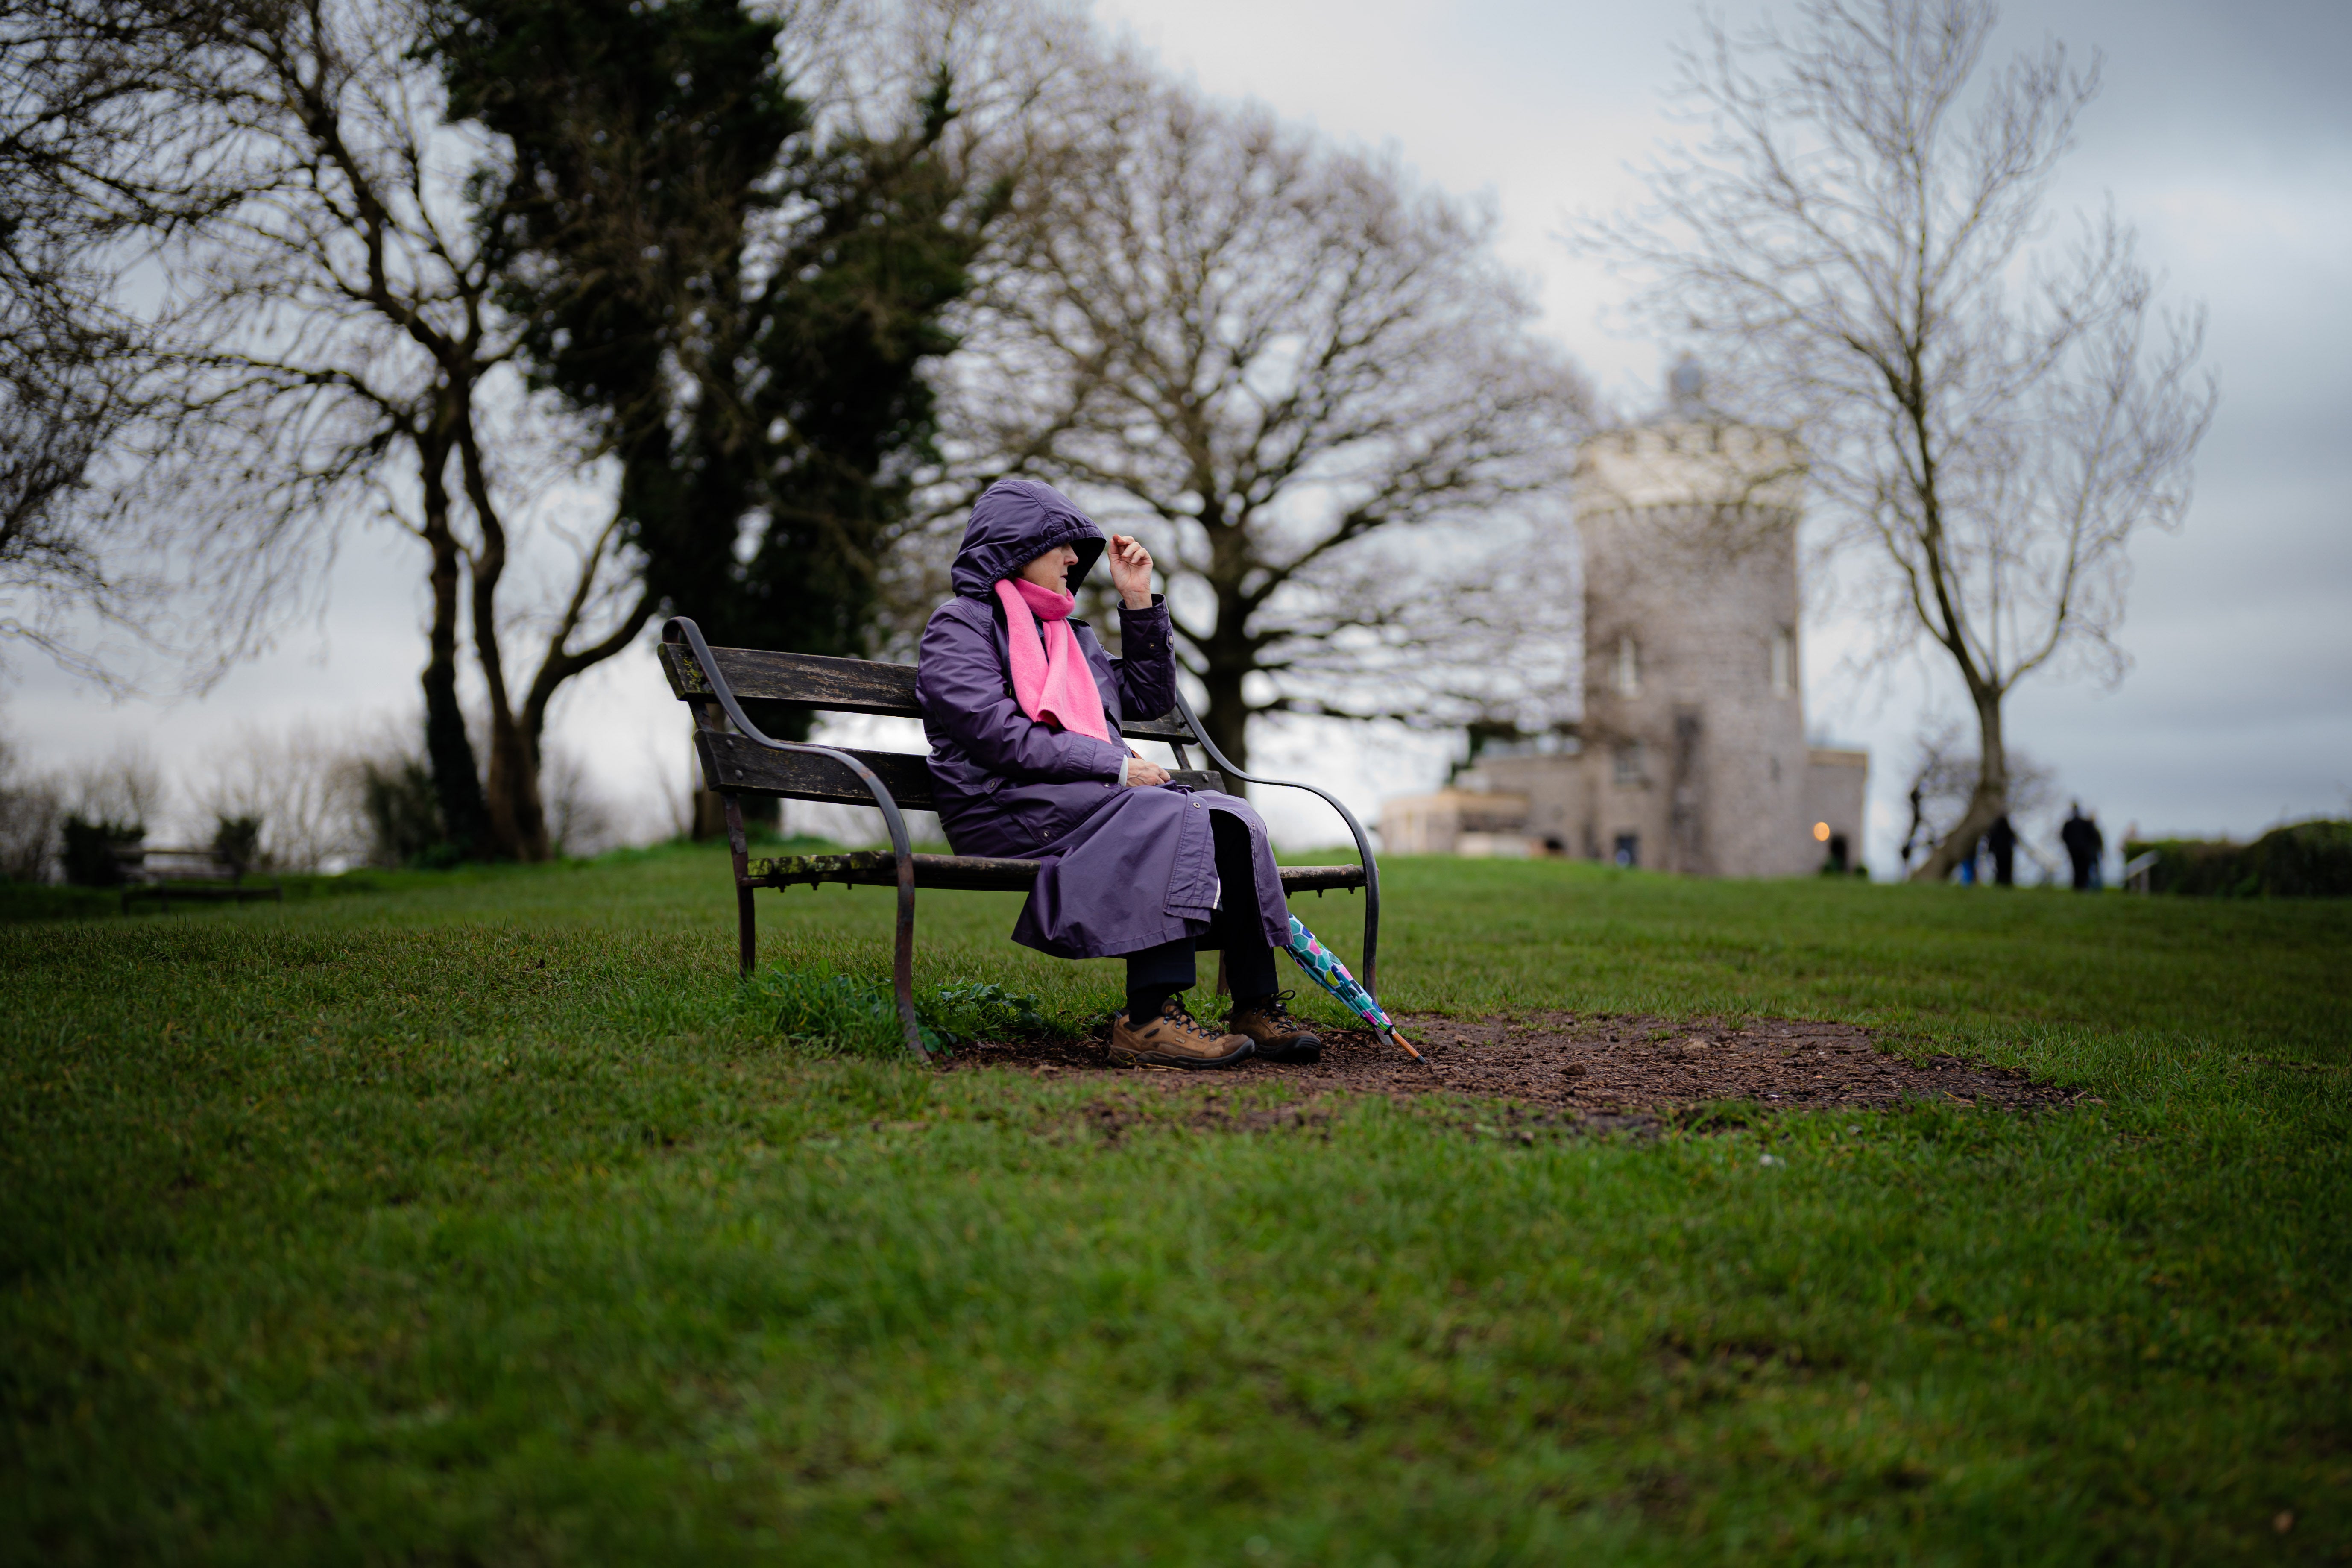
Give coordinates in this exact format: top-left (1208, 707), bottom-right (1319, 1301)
top-left (2061, 803), bottom-right (2104, 891)
top-left (1987, 814), bottom-right (2016, 886)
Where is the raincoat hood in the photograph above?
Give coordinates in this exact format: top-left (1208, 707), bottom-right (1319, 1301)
top-left (949, 478), bottom-right (1105, 599)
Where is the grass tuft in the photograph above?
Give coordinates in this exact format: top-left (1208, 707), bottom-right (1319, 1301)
top-left (753, 967), bottom-right (1083, 1057)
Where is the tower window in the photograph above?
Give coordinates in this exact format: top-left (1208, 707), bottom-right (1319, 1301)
top-left (1770, 628), bottom-right (1795, 695)
top-left (1613, 741), bottom-right (1646, 786)
top-left (1614, 635), bottom-right (1640, 698)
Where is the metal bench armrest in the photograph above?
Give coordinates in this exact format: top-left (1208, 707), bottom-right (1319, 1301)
top-left (663, 617), bottom-right (928, 1060)
top-left (1166, 688), bottom-right (1383, 994)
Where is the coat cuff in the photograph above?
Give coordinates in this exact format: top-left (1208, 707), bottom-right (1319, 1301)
top-left (1118, 596), bottom-right (1170, 648)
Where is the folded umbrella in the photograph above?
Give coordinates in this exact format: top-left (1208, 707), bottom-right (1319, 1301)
top-left (1280, 914), bottom-right (1427, 1065)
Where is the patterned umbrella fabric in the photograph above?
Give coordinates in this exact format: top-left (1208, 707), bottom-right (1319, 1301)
top-left (1281, 914), bottom-right (1425, 1064)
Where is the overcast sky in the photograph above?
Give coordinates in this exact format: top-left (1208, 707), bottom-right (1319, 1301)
top-left (7, 0), bottom-right (2348, 873)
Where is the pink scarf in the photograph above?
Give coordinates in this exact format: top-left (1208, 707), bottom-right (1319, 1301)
top-left (994, 577), bottom-right (1110, 742)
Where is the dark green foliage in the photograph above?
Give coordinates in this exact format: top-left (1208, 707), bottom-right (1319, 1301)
top-left (758, 965), bottom-right (929, 1055)
top-left (433, 0), bottom-right (993, 683)
top-left (2126, 818), bottom-right (2352, 897)
top-left (756, 967), bottom-right (1069, 1056)
top-left (57, 813), bottom-right (136, 886)
top-left (927, 980), bottom-right (1065, 1045)
top-left (208, 813), bottom-right (262, 876)
top-left (355, 756), bottom-right (445, 868)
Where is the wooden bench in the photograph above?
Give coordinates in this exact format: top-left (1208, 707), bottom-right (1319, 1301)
top-left (117, 845), bottom-right (283, 914)
top-left (660, 616), bottom-right (1380, 1061)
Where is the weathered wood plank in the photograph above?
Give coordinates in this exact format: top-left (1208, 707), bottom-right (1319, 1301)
top-left (695, 733), bottom-right (939, 810)
top-left (1278, 865), bottom-right (1370, 893)
top-left (697, 730), bottom-right (1233, 815)
top-left (662, 643), bottom-right (919, 715)
top-left (1120, 712), bottom-right (1198, 742)
top-left (662, 641), bottom-right (1199, 742)
top-left (744, 849), bottom-right (1365, 897)
top-left (749, 851), bottom-right (1041, 892)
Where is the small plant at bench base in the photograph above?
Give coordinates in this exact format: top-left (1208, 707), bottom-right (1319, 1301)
top-left (755, 969), bottom-right (1071, 1058)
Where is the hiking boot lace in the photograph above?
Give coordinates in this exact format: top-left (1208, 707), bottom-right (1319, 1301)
top-left (1245, 990), bottom-right (1300, 1023)
top-left (1157, 999), bottom-right (1220, 1040)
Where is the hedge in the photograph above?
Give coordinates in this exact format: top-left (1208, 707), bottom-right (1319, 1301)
top-left (2124, 818), bottom-right (2352, 897)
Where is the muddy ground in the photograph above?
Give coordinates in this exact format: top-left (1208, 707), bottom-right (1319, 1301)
top-left (941, 1011), bottom-right (2090, 1134)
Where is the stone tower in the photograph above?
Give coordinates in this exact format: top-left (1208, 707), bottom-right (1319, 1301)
top-left (1379, 360), bottom-right (1869, 872)
top-left (1570, 361), bottom-right (1814, 876)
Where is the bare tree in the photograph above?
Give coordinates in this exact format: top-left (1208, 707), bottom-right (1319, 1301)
top-left (0, 731), bottom-right (65, 881)
top-left (1578, 0), bottom-right (2214, 879)
top-left (942, 78), bottom-right (1592, 772)
top-left (539, 745), bottom-right (618, 859)
top-left (189, 719), bottom-right (371, 871)
top-left (1897, 716), bottom-right (2053, 876)
top-left (0, 0), bottom-right (237, 675)
top-left (62, 740), bottom-right (167, 828)
top-left (104, 0), bottom-right (652, 861)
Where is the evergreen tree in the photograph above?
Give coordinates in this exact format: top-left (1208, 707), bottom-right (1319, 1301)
top-left (437, 0), bottom-right (992, 726)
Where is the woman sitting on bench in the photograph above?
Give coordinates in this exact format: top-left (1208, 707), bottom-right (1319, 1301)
top-left (915, 478), bottom-right (1321, 1069)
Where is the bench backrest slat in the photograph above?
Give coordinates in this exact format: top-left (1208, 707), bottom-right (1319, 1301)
top-left (662, 642), bottom-right (1198, 743)
top-left (696, 733), bottom-right (941, 810)
top-left (696, 730), bottom-right (1228, 811)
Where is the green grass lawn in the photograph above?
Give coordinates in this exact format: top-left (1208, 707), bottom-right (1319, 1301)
top-left (2, 844), bottom-right (2346, 1565)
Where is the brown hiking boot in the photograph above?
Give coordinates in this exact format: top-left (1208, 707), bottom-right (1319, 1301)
top-left (1110, 997), bottom-right (1254, 1068)
top-left (1226, 991), bottom-right (1323, 1063)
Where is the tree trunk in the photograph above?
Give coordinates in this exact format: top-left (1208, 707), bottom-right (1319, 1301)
top-left (454, 422), bottom-right (552, 862)
top-left (480, 712), bottom-right (549, 862)
top-left (1198, 661), bottom-right (1251, 786)
top-left (416, 421), bottom-right (489, 857)
top-left (1909, 686), bottom-right (2009, 883)
top-left (1192, 532), bottom-right (1255, 786)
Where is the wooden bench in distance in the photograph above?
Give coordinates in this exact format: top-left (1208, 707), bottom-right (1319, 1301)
top-left (117, 846), bottom-right (283, 915)
top-left (659, 616), bottom-right (1381, 1061)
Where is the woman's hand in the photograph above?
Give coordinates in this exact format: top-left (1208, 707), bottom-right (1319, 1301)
top-left (1123, 755), bottom-right (1171, 788)
top-left (1106, 534), bottom-right (1154, 609)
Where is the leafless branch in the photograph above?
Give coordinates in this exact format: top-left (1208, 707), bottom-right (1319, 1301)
top-left (939, 73), bottom-right (1592, 768)
top-left (1571, 0), bottom-right (2213, 879)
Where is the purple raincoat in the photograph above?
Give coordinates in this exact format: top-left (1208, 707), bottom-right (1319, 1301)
top-left (916, 478), bottom-right (1289, 961)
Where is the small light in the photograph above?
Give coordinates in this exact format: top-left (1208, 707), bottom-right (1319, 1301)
top-left (1813, 821), bottom-right (1831, 842)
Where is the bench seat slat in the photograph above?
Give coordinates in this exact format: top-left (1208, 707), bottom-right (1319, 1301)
top-left (664, 642), bottom-right (1198, 742)
top-left (747, 849), bottom-right (1366, 897)
top-left (123, 884), bottom-right (280, 902)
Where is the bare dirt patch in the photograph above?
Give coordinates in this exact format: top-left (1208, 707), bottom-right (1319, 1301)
top-left (944, 1010), bottom-right (2087, 1122)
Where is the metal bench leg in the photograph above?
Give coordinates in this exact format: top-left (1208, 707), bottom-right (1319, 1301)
top-left (891, 856), bottom-right (920, 1058)
top-left (723, 791), bottom-right (757, 977)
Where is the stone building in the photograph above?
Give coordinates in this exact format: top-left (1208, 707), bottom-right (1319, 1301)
top-left (1380, 788), bottom-right (1534, 859)
top-left (1380, 362), bottom-right (1869, 875)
